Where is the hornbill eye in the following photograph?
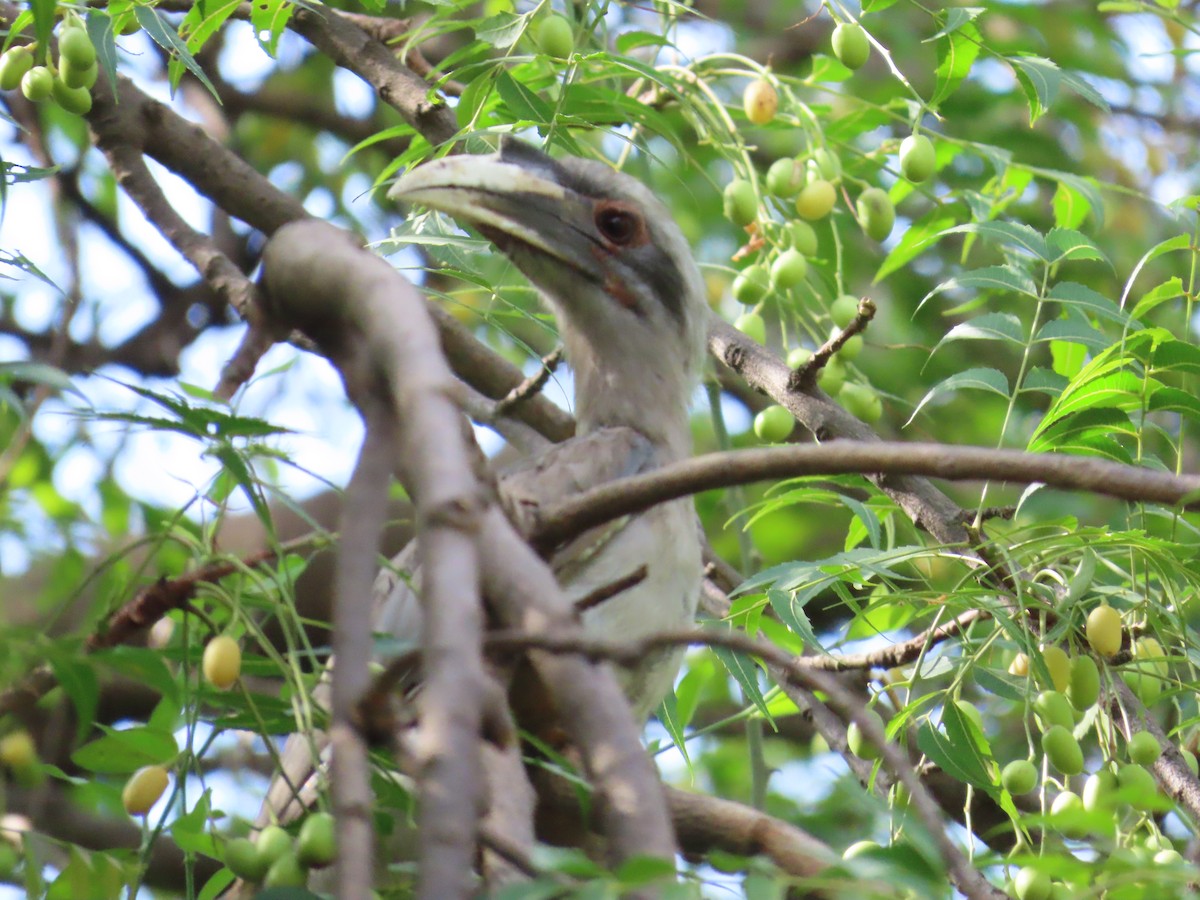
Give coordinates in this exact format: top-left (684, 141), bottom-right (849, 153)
top-left (595, 205), bottom-right (640, 245)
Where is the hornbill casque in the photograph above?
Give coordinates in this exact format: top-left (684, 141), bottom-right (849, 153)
top-left (254, 139), bottom-right (709, 877)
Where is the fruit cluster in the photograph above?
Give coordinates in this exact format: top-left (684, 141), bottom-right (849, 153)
top-left (223, 814), bottom-right (336, 889)
top-left (0, 16), bottom-right (97, 115)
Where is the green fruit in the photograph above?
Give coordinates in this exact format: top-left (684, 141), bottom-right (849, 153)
top-left (255, 825), bottom-right (293, 869)
top-left (297, 811), bottom-right (336, 869)
top-left (59, 25), bottom-right (96, 70)
top-left (843, 840), bottom-right (879, 859)
top-left (812, 148), bottom-right (842, 182)
top-left (837, 334), bottom-right (863, 361)
top-left (263, 852), bottom-right (306, 888)
top-left (770, 249), bottom-right (808, 289)
top-left (536, 14), bottom-right (574, 58)
top-left (785, 220), bottom-right (818, 256)
top-left (1066, 655), bottom-right (1100, 711)
top-left (1049, 791), bottom-right (1086, 837)
top-left (224, 837), bottom-right (269, 881)
top-left (734, 312), bottom-right (765, 344)
top-left (832, 22), bottom-right (870, 70)
top-left (60, 57), bottom-right (98, 90)
top-left (830, 294), bottom-right (859, 328)
top-left (840, 382), bottom-right (881, 423)
top-left (1128, 731), bottom-right (1161, 766)
top-left (1082, 770), bottom-right (1116, 812)
top-left (1041, 725), bottom-right (1083, 776)
top-left (818, 357), bottom-right (846, 396)
top-left (795, 179), bottom-right (836, 220)
top-left (1154, 849), bottom-right (1183, 866)
top-left (787, 347), bottom-right (812, 370)
top-left (0, 46), bottom-right (33, 91)
top-left (898, 134), bottom-right (936, 183)
top-left (1085, 604), bottom-right (1122, 658)
top-left (1001, 759), bottom-right (1038, 795)
top-left (1116, 763), bottom-right (1159, 810)
top-left (743, 78), bottom-right (777, 125)
top-left (21, 66), bottom-right (53, 102)
top-left (1014, 866), bottom-right (1052, 900)
top-left (754, 405), bottom-right (794, 443)
top-left (723, 179), bottom-right (758, 227)
top-left (846, 708), bottom-right (884, 760)
top-left (1123, 636), bottom-right (1167, 705)
top-left (52, 77), bottom-right (91, 115)
top-left (766, 158), bottom-right (805, 198)
top-left (1033, 690), bottom-right (1075, 732)
top-left (1038, 646), bottom-right (1071, 693)
top-left (856, 187), bottom-right (895, 241)
top-left (732, 265), bottom-right (770, 305)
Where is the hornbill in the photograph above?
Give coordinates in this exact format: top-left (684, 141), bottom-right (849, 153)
top-left (254, 139), bottom-right (708, 880)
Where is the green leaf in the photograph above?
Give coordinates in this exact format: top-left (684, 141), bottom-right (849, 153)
top-left (71, 726), bottom-right (178, 774)
top-left (919, 265), bottom-right (1038, 312)
top-left (1050, 339), bottom-right (1088, 378)
top-left (1009, 55), bottom-right (1061, 123)
top-left (767, 589), bottom-right (822, 652)
top-left (907, 368), bottom-right (1010, 424)
top-left (475, 11), bottom-right (534, 49)
top-left (916, 716), bottom-right (994, 792)
top-left (175, 0), bottom-right (242, 56)
top-left (249, 0), bottom-right (293, 55)
top-left (936, 313), bottom-right (1024, 351)
top-left (939, 221), bottom-right (1049, 261)
top-left (494, 71), bottom-right (554, 126)
top-left (0, 361), bottom-right (85, 399)
top-left (86, 12), bottom-right (118, 101)
top-left (1052, 180), bottom-right (1090, 229)
top-left (1048, 281), bottom-right (1135, 328)
top-left (1046, 227), bottom-right (1109, 266)
top-left (1035, 318), bottom-right (1110, 351)
top-left (1130, 277), bottom-right (1184, 320)
top-left (711, 637), bottom-right (772, 721)
top-left (136, 7), bottom-right (221, 100)
top-left (925, 7), bottom-right (985, 41)
top-left (1021, 367), bottom-right (1068, 396)
top-left (931, 22), bottom-right (981, 107)
top-left (875, 212), bottom-right (958, 282)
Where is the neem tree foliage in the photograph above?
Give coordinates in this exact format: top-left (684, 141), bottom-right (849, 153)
top-left (0, 1), bottom-right (1198, 898)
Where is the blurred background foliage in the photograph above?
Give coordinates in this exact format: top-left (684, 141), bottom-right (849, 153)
top-left (0, 0), bottom-right (1199, 897)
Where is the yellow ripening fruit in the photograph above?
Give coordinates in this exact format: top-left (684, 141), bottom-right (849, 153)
top-left (203, 634), bottom-right (242, 690)
top-left (1038, 645), bottom-right (1071, 693)
top-left (1009, 651), bottom-right (1030, 677)
top-left (795, 179), bottom-right (836, 221)
top-left (535, 14), bottom-right (574, 58)
top-left (0, 730), bottom-right (37, 770)
top-left (122, 765), bottom-right (170, 816)
top-left (1085, 603), bottom-right (1122, 658)
top-left (0, 46), bottom-right (34, 91)
top-left (831, 22), bottom-right (870, 69)
top-left (898, 134), bottom-right (936, 183)
top-left (742, 77), bottom-right (778, 125)
top-left (1067, 655), bottom-right (1100, 710)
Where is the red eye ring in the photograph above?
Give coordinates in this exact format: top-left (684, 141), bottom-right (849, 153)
top-left (595, 206), bottom-right (640, 245)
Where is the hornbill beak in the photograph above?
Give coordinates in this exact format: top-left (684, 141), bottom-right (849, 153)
top-left (386, 142), bottom-right (612, 287)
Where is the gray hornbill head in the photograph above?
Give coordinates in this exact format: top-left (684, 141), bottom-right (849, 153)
top-left (388, 140), bottom-right (706, 460)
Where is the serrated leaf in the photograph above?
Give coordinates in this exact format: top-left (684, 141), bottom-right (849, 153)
top-left (475, 11), bottom-right (534, 49)
top-left (936, 313), bottom-right (1024, 350)
top-left (931, 22), bottom-right (981, 107)
top-left (939, 221), bottom-right (1049, 261)
top-left (919, 265), bottom-right (1038, 312)
top-left (767, 589), bottom-right (822, 652)
top-left (655, 693), bottom-right (692, 771)
top-left (250, 0), bottom-right (293, 54)
top-left (494, 71), bottom-right (554, 125)
top-left (1034, 318), bottom-right (1110, 351)
top-left (1009, 55), bottom-right (1060, 123)
top-left (1020, 367), bottom-right (1068, 396)
top-left (1130, 277), bottom-right (1184, 320)
top-left (1050, 339), bottom-right (1088, 378)
top-left (925, 7), bottom-right (985, 41)
top-left (136, 7), bottom-right (220, 101)
top-left (0, 249), bottom-right (61, 290)
top-left (875, 212), bottom-right (958, 282)
top-left (916, 718), bottom-right (994, 792)
top-left (1048, 281), bottom-right (1135, 327)
top-left (712, 642), bottom-right (772, 721)
top-left (906, 368), bottom-right (1010, 424)
top-left (1046, 227), bottom-right (1109, 266)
